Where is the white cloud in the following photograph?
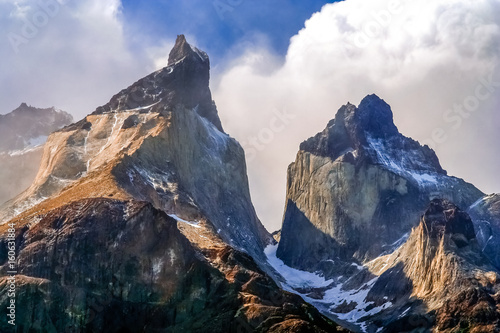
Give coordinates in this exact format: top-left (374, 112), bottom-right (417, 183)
top-left (213, 0), bottom-right (500, 231)
top-left (0, 0), bottom-right (170, 120)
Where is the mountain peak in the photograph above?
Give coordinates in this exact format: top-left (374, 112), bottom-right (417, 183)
top-left (92, 34), bottom-right (223, 131)
top-left (299, 94), bottom-right (447, 175)
top-left (167, 34), bottom-right (208, 66)
top-left (356, 94), bottom-right (399, 138)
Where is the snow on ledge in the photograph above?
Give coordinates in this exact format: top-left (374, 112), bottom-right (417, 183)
top-left (168, 213), bottom-right (201, 228)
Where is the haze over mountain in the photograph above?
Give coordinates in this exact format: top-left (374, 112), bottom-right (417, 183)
top-left (0, 104), bottom-right (72, 206)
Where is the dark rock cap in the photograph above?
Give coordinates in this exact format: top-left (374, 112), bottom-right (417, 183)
top-left (168, 34), bottom-right (208, 66)
top-left (91, 34), bottom-right (223, 132)
top-left (423, 199), bottom-right (476, 243)
top-left (357, 94), bottom-right (399, 138)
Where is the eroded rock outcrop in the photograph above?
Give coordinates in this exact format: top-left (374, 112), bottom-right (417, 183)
top-left (365, 199), bottom-right (500, 332)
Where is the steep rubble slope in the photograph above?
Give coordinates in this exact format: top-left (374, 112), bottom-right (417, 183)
top-left (0, 104), bottom-right (72, 205)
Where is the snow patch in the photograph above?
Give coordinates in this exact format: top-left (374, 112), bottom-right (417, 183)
top-left (411, 173), bottom-right (437, 186)
top-left (367, 135), bottom-right (439, 187)
top-left (7, 145), bottom-right (43, 156)
top-left (133, 165), bottom-right (174, 193)
top-left (265, 244), bottom-right (333, 289)
top-left (189, 45), bottom-right (208, 62)
top-left (168, 214), bottom-right (201, 228)
top-left (197, 108), bottom-right (230, 151)
top-left (265, 244), bottom-right (392, 332)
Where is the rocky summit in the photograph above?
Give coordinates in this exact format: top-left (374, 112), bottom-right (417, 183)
top-left (0, 36), bottom-right (346, 332)
top-left (272, 95), bottom-right (499, 332)
top-left (278, 95), bottom-right (482, 268)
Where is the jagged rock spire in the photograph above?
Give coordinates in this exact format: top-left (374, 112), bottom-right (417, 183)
top-left (168, 34), bottom-right (208, 66)
top-left (93, 34), bottom-right (223, 132)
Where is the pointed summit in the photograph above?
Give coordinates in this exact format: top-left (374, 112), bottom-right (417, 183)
top-left (357, 94), bottom-right (399, 138)
top-left (300, 94), bottom-right (445, 174)
top-left (93, 34), bottom-right (223, 131)
top-left (168, 34), bottom-right (208, 66)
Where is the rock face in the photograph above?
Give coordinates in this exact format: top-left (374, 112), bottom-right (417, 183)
top-left (365, 199), bottom-right (500, 332)
top-left (93, 34), bottom-right (222, 132)
top-left (469, 194), bottom-right (500, 269)
top-left (271, 95), bottom-right (497, 332)
top-left (0, 36), bottom-right (347, 332)
top-left (0, 198), bottom-right (344, 332)
top-left (0, 104), bottom-right (73, 205)
top-left (277, 95), bottom-right (483, 268)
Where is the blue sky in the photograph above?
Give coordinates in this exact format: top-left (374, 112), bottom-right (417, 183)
top-left (120, 0), bottom-right (335, 63)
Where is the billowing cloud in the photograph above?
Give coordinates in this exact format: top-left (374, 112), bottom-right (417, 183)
top-left (213, 0), bottom-right (500, 231)
top-left (0, 0), bottom-right (170, 119)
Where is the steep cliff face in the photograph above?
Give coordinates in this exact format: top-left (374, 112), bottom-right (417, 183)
top-left (271, 95), bottom-right (494, 332)
top-left (469, 193), bottom-right (500, 269)
top-left (0, 36), bottom-right (347, 332)
top-left (0, 104), bottom-right (73, 205)
top-left (277, 95), bottom-right (483, 268)
top-left (0, 198), bottom-right (344, 332)
top-left (365, 199), bottom-right (500, 332)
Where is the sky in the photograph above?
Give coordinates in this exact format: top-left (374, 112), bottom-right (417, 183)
top-left (1, 0), bottom-right (499, 232)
